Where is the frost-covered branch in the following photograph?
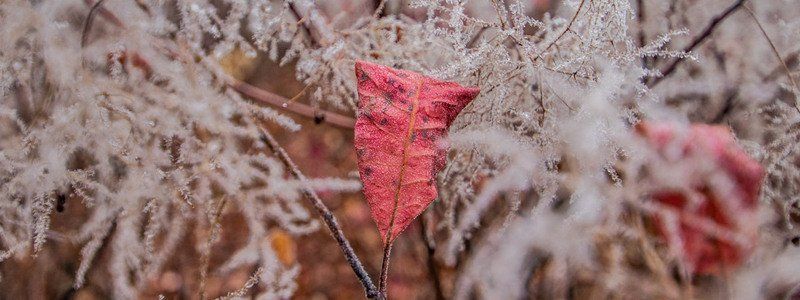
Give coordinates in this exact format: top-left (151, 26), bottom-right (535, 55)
top-left (259, 129), bottom-right (379, 298)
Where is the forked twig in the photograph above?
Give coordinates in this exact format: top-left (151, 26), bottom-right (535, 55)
top-left (532, 0), bottom-right (586, 61)
top-left (258, 129), bottom-right (380, 299)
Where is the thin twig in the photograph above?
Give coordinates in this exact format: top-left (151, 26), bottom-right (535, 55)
top-left (637, 0), bottom-right (646, 48)
top-left (81, 0), bottom-right (124, 47)
top-left (373, 0), bottom-right (388, 19)
top-left (466, 27), bottom-right (488, 48)
top-left (710, 90), bottom-right (737, 124)
top-left (742, 5), bottom-right (800, 114)
top-left (290, 84), bottom-right (311, 103)
top-left (198, 197), bottom-right (228, 300)
top-left (287, 4), bottom-right (316, 46)
top-left (377, 201), bottom-right (398, 298)
top-left (258, 129), bottom-right (379, 299)
top-left (81, 0), bottom-right (108, 47)
top-left (532, 0), bottom-right (586, 61)
top-left (648, 0), bottom-right (747, 88)
top-left (73, 215), bottom-right (118, 290)
top-left (490, 0), bottom-right (510, 30)
top-left (637, 0), bottom-right (653, 70)
top-left (217, 267), bottom-right (266, 299)
top-left (542, 75), bottom-right (576, 112)
top-left (289, 1), bottom-right (336, 46)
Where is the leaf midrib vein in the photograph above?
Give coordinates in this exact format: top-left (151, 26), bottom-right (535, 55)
top-left (383, 79), bottom-right (422, 244)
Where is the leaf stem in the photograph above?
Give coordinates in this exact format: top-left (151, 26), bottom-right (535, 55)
top-left (376, 80), bottom-right (424, 299)
top-left (259, 129), bottom-right (379, 298)
top-left (378, 241), bottom-right (393, 298)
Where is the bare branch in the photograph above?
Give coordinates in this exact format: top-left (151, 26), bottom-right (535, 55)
top-left (229, 77), bottom-right (356, 129)
top-left (258, 129), bottom-right (379, 299)
top-left (648, 0), bottom-right (747, 88)
top-left (80, 1), bottom-right (355, 129)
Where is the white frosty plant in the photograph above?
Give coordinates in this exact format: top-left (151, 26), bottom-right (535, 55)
top-left (2, 0), bottom-right (800, 299)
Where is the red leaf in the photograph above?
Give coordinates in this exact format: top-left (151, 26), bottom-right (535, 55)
top-left (637, 122), bottom-right (764, 275)
top-left (354, 61), bottom-right (479, 244)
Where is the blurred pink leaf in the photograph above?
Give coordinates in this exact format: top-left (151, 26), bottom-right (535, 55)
top-left (638, 122), bottom-right (765, 275)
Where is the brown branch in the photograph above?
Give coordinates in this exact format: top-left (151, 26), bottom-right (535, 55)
top-left (258, 129), bottom-right (379, 299)
top-left (377, 195), bottom-right (400, 298)
top-left (648, 0), bottom-right (747, 88)
top-left (80, 1), bottom-right (355, 129)
top-left (742, 5), bottom-right (800, 114)
top-left (229, 77), bottom-right (356, 129)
